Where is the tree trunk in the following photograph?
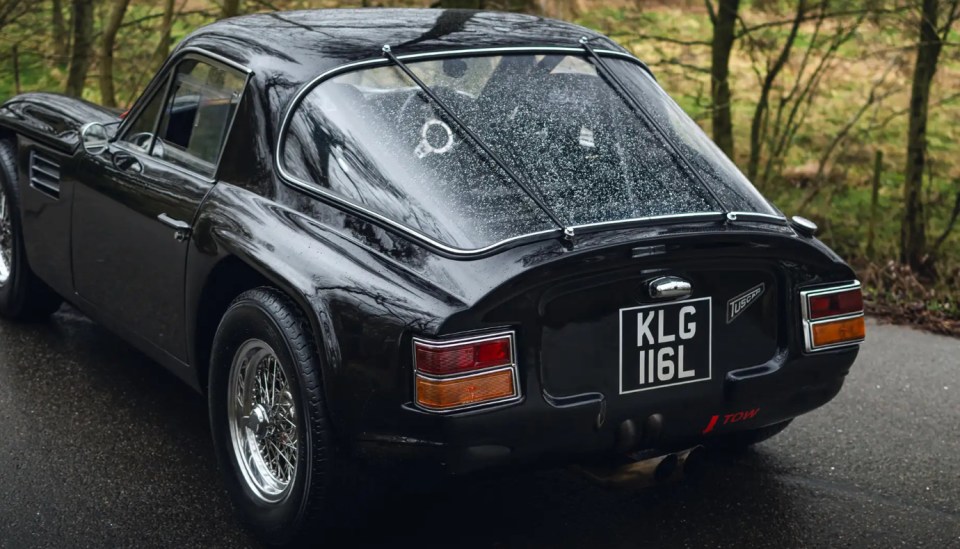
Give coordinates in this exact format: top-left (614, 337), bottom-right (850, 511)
top-left (52, 0), bottom-right (68, 63)
top-left (866, 150), bottom-right (883, 258)
top-left (900, 0), bottom-right (945, 268)
top-left (65, 0), bottom-right (94, 98)
top-left (747, 0), bottom-right (806, 182)
top-left (710, 0), bottom-right (738, 159)
top-left (100, 0), bottom-right (131, 108)
top-left (221, 0), bottom-right (241, 19)
top-left (152, 0), bottom-right (176, 70)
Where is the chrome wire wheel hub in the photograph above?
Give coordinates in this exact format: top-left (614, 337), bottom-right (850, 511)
top-left (0, 187), bottom-right (12, 286)
top-left (228, 339), bottom-right (299, 503)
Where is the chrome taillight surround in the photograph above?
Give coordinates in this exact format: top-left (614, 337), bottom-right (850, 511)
top-left (799, 280), bottom-right (866, 353)
top-left (411, 331), bottom-right (521, 413)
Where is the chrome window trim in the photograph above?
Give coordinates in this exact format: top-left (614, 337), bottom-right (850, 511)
top-left (117, 46), bottom-right (252, 141)
top-left (112, 140), bottom-right (218, 184)
top-left (570, 211), bottom-right (724, 233)
top-left (412, 330), bottom-right (521, 414)
top-left (726, 211), bottom-right (788, 224)
top-left (800, 280), bottom-right (864, 353)
top-left (114, 47), bottom-right (252, 181)
top-left (275, 46), bottom-right (785, 258)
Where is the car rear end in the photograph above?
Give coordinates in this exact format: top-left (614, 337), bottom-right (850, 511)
top-left (395, 227), bottom-right (864, 475)
top-left (277, 48), bottom-right (864, 476)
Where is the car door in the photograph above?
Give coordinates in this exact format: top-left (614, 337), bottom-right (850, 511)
top-left (71, 53), bottom-right (248, 361)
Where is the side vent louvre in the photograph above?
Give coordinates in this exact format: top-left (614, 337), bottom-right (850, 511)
top-left (29, 151), bottom-right (61, 198)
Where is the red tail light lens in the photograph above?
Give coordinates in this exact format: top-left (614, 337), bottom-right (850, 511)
top-left (413, 332), bottom-right (519, 412)
top-left (414, 335), bottom-right (513, 376)
top-left (807, 288), bottom-right (863, 320)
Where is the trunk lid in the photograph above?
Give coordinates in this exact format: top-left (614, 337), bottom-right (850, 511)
top-left (441, 228), bottom-right (839, 423)
top-left (538, 261), bottom-right (780, 399)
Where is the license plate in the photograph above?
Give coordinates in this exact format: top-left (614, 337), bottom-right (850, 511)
top-left (619, 297), bottom-right (712, 394)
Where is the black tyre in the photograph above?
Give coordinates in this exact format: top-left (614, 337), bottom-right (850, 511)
top-left (0, 139), bottom-right (62, 321)
top-left (709, 419), bottom-right (793, 450)
top-left (209, 287), bottom-right (334, 546)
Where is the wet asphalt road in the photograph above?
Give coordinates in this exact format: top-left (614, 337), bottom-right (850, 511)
top-left (0, 310), bottom-right (958, 548)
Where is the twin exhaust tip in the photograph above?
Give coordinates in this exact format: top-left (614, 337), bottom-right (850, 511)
top-left (651, 445), bottom-right (707, 483)
top-left (577, 445), bottom-right (708, 486)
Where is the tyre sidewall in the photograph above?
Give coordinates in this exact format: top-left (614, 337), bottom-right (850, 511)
top-left (0, 140), bottom-right (30, 316)
top-left (209, 295), bottom-right (329, 545)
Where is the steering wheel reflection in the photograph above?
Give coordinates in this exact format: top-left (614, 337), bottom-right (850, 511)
top-left (127, 132), bottom-right (166, 158)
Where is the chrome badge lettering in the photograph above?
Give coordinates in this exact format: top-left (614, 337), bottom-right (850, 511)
top-left (726, 283), bottom-right (765, 324)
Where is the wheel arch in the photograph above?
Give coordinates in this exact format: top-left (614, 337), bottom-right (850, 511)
top-left (187, 250), bottom-right (341, 402)
top-left (189, 254), bottom-right (270, 393)
top-left (187, 183), bottom-right (467, 440)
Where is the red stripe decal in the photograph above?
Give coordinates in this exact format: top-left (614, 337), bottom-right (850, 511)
top-left (702, 415), bottom-right (719, 434)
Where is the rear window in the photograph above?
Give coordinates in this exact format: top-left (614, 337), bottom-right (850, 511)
top-left (280, 53), bottom-right (778, 250)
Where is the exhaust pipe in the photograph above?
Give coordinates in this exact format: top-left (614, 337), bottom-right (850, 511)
top-left (576, 451), bottom-right (678, 486)
top-left (653, 452), bottom-right (678, 482)
top-left (680, 445), bottom-right (707, 478)
top-left (576, 446), bottom-right (706, 486)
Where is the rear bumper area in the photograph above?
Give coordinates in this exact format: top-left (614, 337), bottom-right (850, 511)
top-left (354, 348), bottom-right (857, 478)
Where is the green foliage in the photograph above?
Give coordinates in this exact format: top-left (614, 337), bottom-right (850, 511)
top-left (0, 0), bottom-right (958, 314)
top-left (578, 2), bottom-right (960, 276)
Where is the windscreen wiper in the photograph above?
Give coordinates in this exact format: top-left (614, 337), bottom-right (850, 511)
top-left (381, 45), bottom-right (575, 242)
top-left (578, 38), bottom-right (731, 219)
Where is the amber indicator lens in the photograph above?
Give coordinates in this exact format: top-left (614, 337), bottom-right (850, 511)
top-left (415, 369), bottom-right (516, 410)
top-left (808, 288), bottom-right (863, 320)
top-left (811, 316), bottom-right (866, 348)
top-left (414, 336), bottom-right (512, 376)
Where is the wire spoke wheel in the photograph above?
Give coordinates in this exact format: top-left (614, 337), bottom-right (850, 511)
top-left (228, 339), bottom-right (300, 503)
top-left (0, 185), bottom-right (12, 286)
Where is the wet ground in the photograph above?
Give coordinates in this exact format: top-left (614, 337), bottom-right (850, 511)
top-left (1, 311), bottom-right (957, 548)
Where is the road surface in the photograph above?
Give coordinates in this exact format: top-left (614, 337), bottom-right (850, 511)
top-left (1, 311), bottom-right (957, 548)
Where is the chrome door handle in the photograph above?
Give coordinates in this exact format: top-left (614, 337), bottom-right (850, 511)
top-left (157, 213), bottom-right (191, 242)
top-left (648, 276), bottom-right (692, 299)
top-left (112, 152), bottom-right (143, 173)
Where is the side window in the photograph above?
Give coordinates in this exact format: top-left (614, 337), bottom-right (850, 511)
top-left (154, 59), bottom-right (246, 177)
top-left (119, 78), bottom-right (167, 152)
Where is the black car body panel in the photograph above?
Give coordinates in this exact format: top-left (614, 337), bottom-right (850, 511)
top-left (0, 93), bottom-right (118, 153)
top-left (0, 9), bottom-right (862, 477)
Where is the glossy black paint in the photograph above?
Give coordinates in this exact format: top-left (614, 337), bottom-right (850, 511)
top-left (0, 9), bottom-right (859, 475)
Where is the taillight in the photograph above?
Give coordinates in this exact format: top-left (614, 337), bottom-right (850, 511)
top-left (414, 336), bottom-right (512, 376)
top-left (800, 281), bottom-right (866, 352)
top-left (807, 288), bottom-right (864, 320)
top-left (413, 332), bottom-right (520, 412)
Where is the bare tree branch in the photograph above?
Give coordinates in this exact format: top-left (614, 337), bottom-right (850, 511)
top-left (634, 33), bottom-right (711, 47)
top-left (932, 186), bottom-right (960, 253)
top-left (705, 0), bottom-right (718, 26)
top-left (746, 0), bottom-right (808, 181)
top-left (796, 61), bottom-right (900, 213)
top-left (735, 5), bottom-right (911, 38)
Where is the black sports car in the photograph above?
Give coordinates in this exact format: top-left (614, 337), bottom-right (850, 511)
top-left (0, 8), bottom-right (865, 545)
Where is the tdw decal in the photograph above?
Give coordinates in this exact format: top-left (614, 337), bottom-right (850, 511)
top-left (702, 408), bottom-right (761, 434)
top-left (726, 283), bottom-right (765, 324)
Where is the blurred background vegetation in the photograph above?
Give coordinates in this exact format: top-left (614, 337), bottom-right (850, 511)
top-left (0, 0), bottom-right (958, 332)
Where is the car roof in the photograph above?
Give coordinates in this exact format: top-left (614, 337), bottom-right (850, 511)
top-left (176, 8), bottom-right (625, 88)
